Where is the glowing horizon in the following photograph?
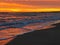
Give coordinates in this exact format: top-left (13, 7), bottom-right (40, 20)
top-left (0, 2), bottom-right (60, 12)
top-left (0, 8), bottom-right (60, 12)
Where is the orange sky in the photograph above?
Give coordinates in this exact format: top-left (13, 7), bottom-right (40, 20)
top-left (0, 0), bottom-right (60, 12)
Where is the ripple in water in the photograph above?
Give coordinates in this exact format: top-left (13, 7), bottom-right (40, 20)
top-left (0, 12), bottom-right (60, 40)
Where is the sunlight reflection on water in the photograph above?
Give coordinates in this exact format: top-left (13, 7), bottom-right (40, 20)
top-left (0, 12), bottom-right (60, 40)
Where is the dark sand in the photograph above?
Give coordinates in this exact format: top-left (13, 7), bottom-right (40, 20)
top-left (6, 23), bottom-right (60, 45)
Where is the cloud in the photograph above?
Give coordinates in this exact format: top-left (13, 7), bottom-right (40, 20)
top-left (0, 0), bottom-right (60, 8)
top-left (0, 0), bottom-right (60, 12)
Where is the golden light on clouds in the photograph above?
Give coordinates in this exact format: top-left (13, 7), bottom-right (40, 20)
top-left (0, 8), bottom-right (21, 12)
top-left (0, 8), bottom-right (60, 12)
top-left (0, 2), bottom-right (60, 12)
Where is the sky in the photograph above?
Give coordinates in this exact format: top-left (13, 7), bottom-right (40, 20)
top-left (0, 0), bottom-right (60, 12)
